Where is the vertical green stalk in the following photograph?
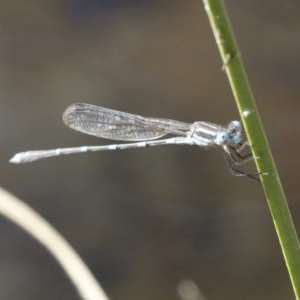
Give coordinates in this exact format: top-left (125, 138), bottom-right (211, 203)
top-left (202, 0), bottom-right (300, 298)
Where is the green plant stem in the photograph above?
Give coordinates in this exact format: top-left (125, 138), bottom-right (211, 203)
top-left (202, 0), bottom-right (300, 298)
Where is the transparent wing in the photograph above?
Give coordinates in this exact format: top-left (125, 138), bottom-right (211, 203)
top-left (63, 103), bottom-right (191, 141)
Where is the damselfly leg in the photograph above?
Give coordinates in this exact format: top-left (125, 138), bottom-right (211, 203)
top-left (222, 142), bottom-right (260, 181)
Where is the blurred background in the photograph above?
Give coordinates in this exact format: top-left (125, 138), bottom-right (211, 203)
top-left (1, 0), bottom-right (300, 299)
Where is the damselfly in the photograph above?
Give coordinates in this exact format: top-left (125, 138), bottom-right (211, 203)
top-left (10, 103), bottom-right (258, 180)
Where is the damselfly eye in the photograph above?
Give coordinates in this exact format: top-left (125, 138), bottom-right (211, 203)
top-left (228, 120), bottom-right (242, 133)
top-left (215, 131), bottom-right (230, 145)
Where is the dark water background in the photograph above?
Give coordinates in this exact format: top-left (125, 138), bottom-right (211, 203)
top-left (1, 1), bottom-right (300, 299)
